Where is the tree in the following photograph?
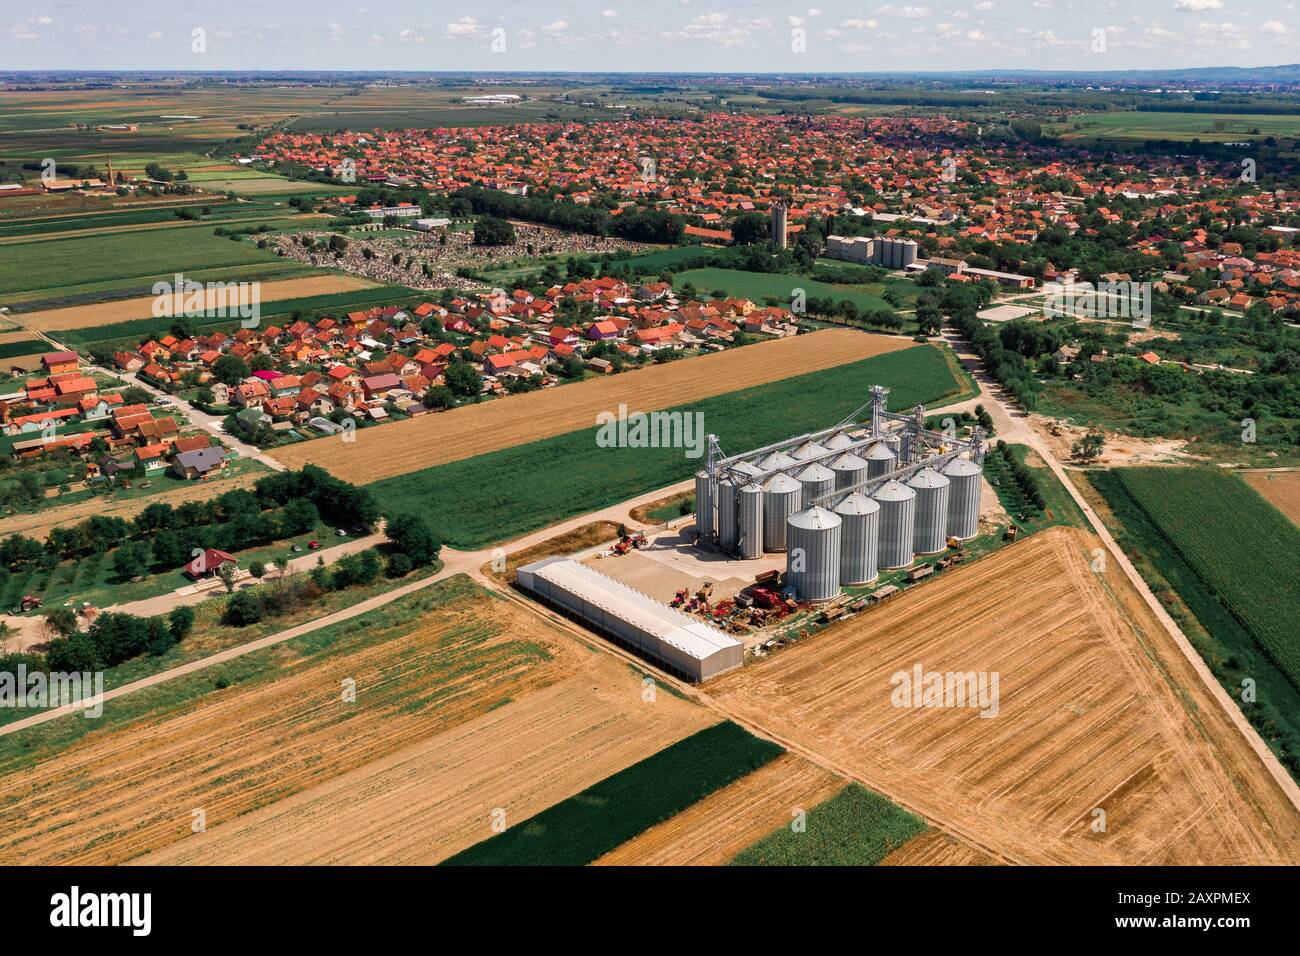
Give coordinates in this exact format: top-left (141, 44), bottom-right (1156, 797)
top-left (223, 590), bottom-right (263, 626)
top-left (111, 541), bottom-right (150, 582)
top-left (386, 553), bottom-right (413, 578)
top-left (444, 362), bottom-right (482, 398)
top-left (212, 354), bottom-right (250, 386)
top-left (248, 560), bottom-right (266, 579)
top-left (473, 215), bottom-right (515, 246)
top-left (42, 607), bottom-right (80, 642)
top-left (217, 562), bottom-right (240, 594)
top-left (1072, 430), bottom-right (1106, 463)
top-left (386, 513), bottom-right (441, 567)
top-left (168, 605), bottom-right (195, 643)
top-left (730, 213), bottom-right (768, 246)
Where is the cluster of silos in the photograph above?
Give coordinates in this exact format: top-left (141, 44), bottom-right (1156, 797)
top-left (785, 506), bottom-right (842, 603)
top-left (871, 236), bottom-right (919, 270)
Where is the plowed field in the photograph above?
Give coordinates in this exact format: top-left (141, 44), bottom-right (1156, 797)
top-left (1244, 469), bottom-right (1300, 527)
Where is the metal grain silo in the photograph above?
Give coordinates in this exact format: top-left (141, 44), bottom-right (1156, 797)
top-left (737, 482), bottom-right (764, 560)
top-left (823, 431), bottom-right (856, 451)
top-left (716, 475), bottom-right (738, 552)
top-left (762, 472), bottom-right (802, 552)
top-left (694, 470), bottom-right (715, 545)
top-left (943, 456), bottom-right (982, 540)
top-left (831, 451), bottom-right (868, 491)
top-left (908, 467), bottom-right (951, 555)
top-left (733, 460), bottom-right (765, 481)
top-left (834, 492), bottom-right (880, 586)
top-left (796, 461), bottom-right (835, 508)
top-left (790, 439), bottom-right (827, 462)
top-left (786, 506), bottom-right (842, 603)
top-left (865, 441), bottom-right (897, 479)
top-left (759, 449), bottom-right (798, 473)
top-left (873, 479), bottom-right (916, 569)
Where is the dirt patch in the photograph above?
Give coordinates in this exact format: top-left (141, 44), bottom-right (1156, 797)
top-left (705, 526), bottom-right (1300, 865)
top-left (592, 754), bottom-right (843, 865)
top-left (482, 520), bottom-right (623, 585)
top-left (1031, 414), bottom-right (1193, 468)
top-left (0, 586), bottom-right (711, 865)
top-left (272, 330), bottom-right (918, 484)
top-left (1243, 470), bottom-right (1300, 528)
top-left (15, 275), bottom-right (378, 332)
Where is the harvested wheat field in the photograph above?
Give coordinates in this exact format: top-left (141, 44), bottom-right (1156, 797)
top-left (879, 830), bottom-right (999, 866)
top-left (272, 330), bottom-right (915, 483)
top-left (0, 585), bottom-right (710, 866)
top-left (1244, 469), bottom-right (1300, 527)
top-left (592, 753), bottom-right (843, 865)
top-left (705, 526), bottom-right (1300, 866)
top-left (15, 274), bottom-right (378, 331)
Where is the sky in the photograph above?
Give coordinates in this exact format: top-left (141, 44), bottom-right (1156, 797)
top-left (2, 0), bottom-right (1298, 73)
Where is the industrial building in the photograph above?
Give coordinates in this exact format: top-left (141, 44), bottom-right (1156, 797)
top-left (695, 385), bottom-right (986, 603)
top-left (824, 234), bottom-right (918, 270)
top-left (516, 556), bottom-right (745, 681)
top-left (770, 202), bottom-right (789, 250)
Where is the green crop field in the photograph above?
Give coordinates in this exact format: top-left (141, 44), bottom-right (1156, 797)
top-left (0, 226), bottom-right (290, 297)
top-left (1050, 111), bottom-right (1300, 143)
top-left (730, 784), bottom-right (927, 866)
top-left (672, 267), bottom-right (896, 312)
top-left (0, 339), bottom-right (44, 359)
top-left (1109, 467), bottom-right (1300, 690)
top-left (369, 345), bottom-right (963, 548)
top-left (441, 721), bottom-right (783, 866)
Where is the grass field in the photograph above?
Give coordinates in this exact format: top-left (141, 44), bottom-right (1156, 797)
top-left (0, 226), bottom-right (294, 299)
top-left (672, 267), bottom-right (896, 312)
top-left (730, 783), bottom-right (928, 866)
top-left (440, 721), bottom-right (783, 866)
top-left (1050, 111), bottom-right (1300, 143)
top-left (367, 344), bottom-right (963, 548)
top-left (1108, 467), bottom-right (1300, 691)
top-left (0, 339), bottom-right (44, 360)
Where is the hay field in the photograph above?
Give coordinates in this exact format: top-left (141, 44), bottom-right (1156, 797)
top-left (271, 329), bottom-right (916, 483)
top-left (0, 583), bottom-right (710, 865)
top-left (592, 754), bottom-right (843, 865)
top-left (879, 830), bottom-right (998, 866)
top-left (706, 527), bottom-right (1300, 865)
top-left (1244, 470), bottom-right (1300, 528)
top-left (16, 275), bottom-right (378, 331)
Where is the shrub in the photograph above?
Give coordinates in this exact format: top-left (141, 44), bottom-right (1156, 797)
top-left (223, 590), bottom-right (264, 627)
top-left (386, 553), bottom-right (413, 578)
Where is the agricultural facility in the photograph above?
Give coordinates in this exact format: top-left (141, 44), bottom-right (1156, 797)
top-left (515, 383), bottom-right (987, 680)
top-left (695, 385), bottom-right (986, 603)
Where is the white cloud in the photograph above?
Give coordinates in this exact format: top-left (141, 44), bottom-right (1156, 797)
top-left (542, 20), bottom-right (568, 36)
top-left (1260, 20), bottom-right (1287, 34)
top-left (876, 5), bottom-right (931, 17)
top-left (445, 17), bottom-right (484, 38)
top-left (601, 9), bottom-right (618, 18)
top-left (1173, 0), bottom-right (1223, 11)
top-left (974, 1), bottom-right (994, 10)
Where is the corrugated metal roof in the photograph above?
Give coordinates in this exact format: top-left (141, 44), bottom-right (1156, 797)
top-left (522, 558), bottom-right (741, 661)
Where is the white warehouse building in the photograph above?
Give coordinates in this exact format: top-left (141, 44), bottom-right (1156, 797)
top-left (516, 557), bottom-right (744, 681)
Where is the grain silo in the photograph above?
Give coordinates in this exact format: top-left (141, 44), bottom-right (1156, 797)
top-left (737, 483), bottom-right (764, 560)
top-left (790, 439), bottom-right (828, 462)
top-left (694, 470), bottom-right (714, 544)
top-left (834, 492), bottom-right (880, 586)
top-left (759, 449), bottom-right (798, 473)
top-left (830, 451), bottom-right (869, 491)
top-left (874, 479), bottom-right (916, 569)
top-left (796, 461), bottom-right (835, 505)
top-left (943, 456), bottom-right (982, 540)
top-left (823, 431), bottom-right (857, 451)
top-left (733, 460), bottom-right (765, 481)
top-left (908, 467), bottom-right (951, 555)
top-left (761, 471), bottom-right (802, 552)
top-left (716, 475), bottom-right (738, 552)
top-left (865, 441), bottom-right (897, 479)
top-left (786, 506), bottom-right (842, 603)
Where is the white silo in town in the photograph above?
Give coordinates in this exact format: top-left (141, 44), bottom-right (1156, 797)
top-left (834, 492), bottom-right (880, 586)
top-left (943, 457), bottom-right (982, 541)
top-left (786, 506), bottom-right (842, 603)
top-left (873, 479), bottom-right (917, 569)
